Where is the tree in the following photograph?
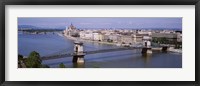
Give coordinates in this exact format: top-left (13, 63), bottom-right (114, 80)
top-left (18, 54), bottom-right (24, 68)
top-left (161, 37), bottom-right (170, 44)
top-left (18, 54), bottom-right (23, 61)
top-left (25, 51), bottom-right (42, 68)
top-left (152, 37), bottom-right (169, 44)
top-left (59, 63), bottom-right (66, 68)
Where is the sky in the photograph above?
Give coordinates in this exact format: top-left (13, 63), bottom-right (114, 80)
top-left (18, 17), bottom-right (182, 29)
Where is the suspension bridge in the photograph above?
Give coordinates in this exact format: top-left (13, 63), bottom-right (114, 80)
top-left (40, 41), bottom-right (173, 61)
top-left (41, 47), bottom-right (142, 60)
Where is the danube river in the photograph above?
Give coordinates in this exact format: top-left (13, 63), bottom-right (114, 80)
top-left (18, 32), bottom-right (182, 68)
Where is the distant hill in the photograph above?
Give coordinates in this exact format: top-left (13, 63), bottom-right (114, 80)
top-left (18, 25), bottom-right (38, 29)
top-left (18, 25), bottom-right (65, 30)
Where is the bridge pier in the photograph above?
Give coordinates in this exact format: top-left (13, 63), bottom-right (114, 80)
top-left (72, 55), bottom-right (84, 63)
top-left (72, 55), bottom-right (85, 68)
top-left (162, 46), bottom-right (168, 52)
top-left (162, 46), bottom-right (175, 52)
top-left (141, 48), bottom-right (152, 55)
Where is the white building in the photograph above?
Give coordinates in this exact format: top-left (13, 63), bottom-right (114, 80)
top-left (79, 31), bottom-right (86, 39)
top-left (84, 32), bottom-right (93, 40)
top-left (93, 33), bottom-right (99, 41)
top-left (93, 33), bottom-right (103, 41)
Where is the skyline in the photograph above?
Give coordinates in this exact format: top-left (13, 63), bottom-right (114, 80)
top-left (18, 17), bottom-right (182, 29)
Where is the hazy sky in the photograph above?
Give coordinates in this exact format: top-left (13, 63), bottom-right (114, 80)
top-left (18, 17), bottom-right (182, 29)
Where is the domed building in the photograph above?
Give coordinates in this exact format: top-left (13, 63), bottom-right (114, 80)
top-left (64, 23), bottom-right (80, 37)
top-left (68, 23), bottom-right (76, 30)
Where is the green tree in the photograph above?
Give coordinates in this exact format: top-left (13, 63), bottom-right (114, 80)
top-left (18, 54), bottom-right (24, 68)
top-left (162, 37), bottom-right (168, 44)
top-left (25, 51), bottom-right (42, 68)
top-left (152, 38), bottom-right (158, 43)
top-left (59, 63), bottom-right (66, 68)
top-left (18, 54), bottom-right (23, 61)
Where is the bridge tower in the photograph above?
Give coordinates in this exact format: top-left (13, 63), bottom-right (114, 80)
top-left (72, 41), bottom-right (85, 67)
top-left (141, 36), bottom-right (152, 54)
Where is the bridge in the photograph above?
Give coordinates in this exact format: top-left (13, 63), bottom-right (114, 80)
top-left (41, 41), bottom-right (174, 63)
top-left (41, 47), bottom-right (142, 60)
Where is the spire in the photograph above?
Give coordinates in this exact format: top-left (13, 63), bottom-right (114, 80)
top-left (69, 22), bottom-right (76, 30)
top-left (70, 22), bottom-right (73, 27)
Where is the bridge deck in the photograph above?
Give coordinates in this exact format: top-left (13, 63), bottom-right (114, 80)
top-left (41, 47), bottom-right (142, 60)
top-left (41, 45), bottom-right (172, 60)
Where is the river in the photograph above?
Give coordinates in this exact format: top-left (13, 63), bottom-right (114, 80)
top-left (18, 32), bottom-right (182, 68)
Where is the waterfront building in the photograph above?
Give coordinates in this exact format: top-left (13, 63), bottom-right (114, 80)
top-left (102, 34), bottom-right (110, 42)
top-left (134, 34), bottom-right (146, 43)
top-left (79, 31), bottom-right (86, 39)
top-left (98, 33), bottom-right (104, 41)
top-left (152, 33), bottom-right (177, 38)
top-left (177, 32), bottom-right (182, 42)
top-left (81, 31), bottom-right (93, 40)
top-left (137, 30), bottom-right (152, 35)
top-left (108, 34), bottom-right (120, 43)
top-left (120, 35), bottom-right (134, 45)
top-left (93, 33), bottom-right (101, 41)
top-left (64, 23), bottom-right (79, 37)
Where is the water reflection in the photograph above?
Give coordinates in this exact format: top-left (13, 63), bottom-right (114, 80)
top-left (73, 63), bottom-right (85, 68)
top-left (72, 56), bottom-right (85, 68)
top-left (142, 54), bottom-right (152, 68)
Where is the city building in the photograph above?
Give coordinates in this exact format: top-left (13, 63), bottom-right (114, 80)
top-left (93, 33), bottom-right (103, 41)
top-left (64, 23), bottom-right (79, 37)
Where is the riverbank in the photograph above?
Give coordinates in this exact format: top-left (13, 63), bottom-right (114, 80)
top-left (61, 33), bottom-right (182, 53)
top-left (168, 48), bottom-right (182, 53)
top-left (151, 48), bottom-right (182, 54)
